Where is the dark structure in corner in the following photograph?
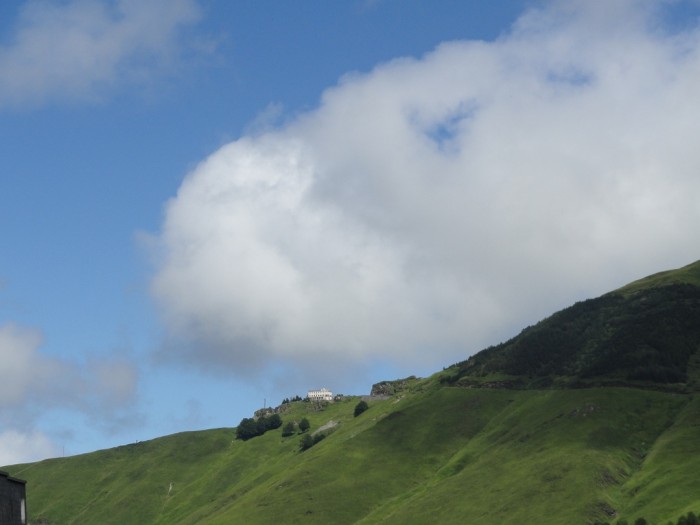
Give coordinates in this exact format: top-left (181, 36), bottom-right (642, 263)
top-left (0, 470), bottom-right (27, 525)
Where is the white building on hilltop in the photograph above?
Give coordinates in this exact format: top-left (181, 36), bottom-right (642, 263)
top-left (307, 387), bottom-right (333, 402)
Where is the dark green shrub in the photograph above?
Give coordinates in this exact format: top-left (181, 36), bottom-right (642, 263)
top-left (354, 400), bottom-right (369, 417)
top-left (266, 413), bottom-right (282, 430)
top-left (282, 421), bottom-right (296, 437)
top-left (299, 432), bottom-right (327, 451)
top-left (236, 413), bottom-right (284, 440)
top-left (300, 434), bottom-right (315, 451)
top-left (235, 418), bottom-right (259, 440)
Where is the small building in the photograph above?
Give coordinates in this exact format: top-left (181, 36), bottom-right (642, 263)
top-left (307, 387), bottom-right (333, 402)
top-left (0, 470), bottom-right (27, 525)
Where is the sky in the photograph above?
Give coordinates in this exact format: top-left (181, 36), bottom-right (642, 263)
top-left (1, 0), bottom-right (700, 466)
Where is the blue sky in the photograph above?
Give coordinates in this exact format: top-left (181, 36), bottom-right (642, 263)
top-left (1, 0), bottom-right (700, 464)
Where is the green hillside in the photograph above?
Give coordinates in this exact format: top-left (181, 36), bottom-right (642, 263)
top-left (615, 260), bottom-right (700, 295)
top-left (5, 260), bottom-right (700, 525)
top-left (446, 260), bottom-right (700, 390)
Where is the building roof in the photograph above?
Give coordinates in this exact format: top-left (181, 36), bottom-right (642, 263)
top-left (0, 470), bottom-right (26, 485)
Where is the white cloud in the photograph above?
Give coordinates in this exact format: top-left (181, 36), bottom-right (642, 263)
top-left (0, 0), bottom-right (202, 108)
top-left (0, 323), bottom-right (137, 415)
top-left (0, 323), bottom-right (139, 459)
top-left (151, 1), bottom-right (700, 378)
top-left (0, 324), bottom-right (71, 410)
top-left (0, 429), bottom-right (58, 466)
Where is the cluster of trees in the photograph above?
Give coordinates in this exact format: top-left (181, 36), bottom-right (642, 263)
top-left (280, 395), bottom-right (303, 404)
top-left (277, 416), bottom-right (323, 451)
top-left (233, 412), bottom-right (330, 452)
top-left (238, 399), bottom-right (369, 451)
top-left (300, 432), bottom-right (326, 451)
top-left (282, 418), bottom-right (310, 437)
top-left (597, 511), bottom-right (699, 525)
top-left (672, 512), bottom-right (700, 525)
top-left (235, 413), bottom-right (283, 441)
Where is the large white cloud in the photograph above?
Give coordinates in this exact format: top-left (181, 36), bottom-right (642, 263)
top-left (151, 1), bottom-right (700, 377)
top-left (0, 323), bottom-right (138, 464)
top-left (0, 0), bottom-right (201, 108)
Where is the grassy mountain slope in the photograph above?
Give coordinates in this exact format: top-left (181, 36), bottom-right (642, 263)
top-left (614, 394), bottom-right (700, 521)
top-left (6, 260), bottom-right (700, 524)
top-left (10, 387), bottom-right (700, 525)
top-left (361, 389), bottom-right (690, 525)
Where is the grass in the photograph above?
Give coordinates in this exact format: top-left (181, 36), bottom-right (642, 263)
top-left (8, 386), bottom-right (700, 525)
top-left (615, 260), bottom-right (700, 296)
top-left (613, 395), bottom-right (700, 524)
top-left (362, 388), bottom-right (689, 525)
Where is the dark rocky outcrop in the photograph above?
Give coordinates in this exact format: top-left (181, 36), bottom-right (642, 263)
top-left (370, 376), bottom-right (418, 397)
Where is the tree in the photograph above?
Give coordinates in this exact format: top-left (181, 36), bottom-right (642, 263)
top-left (354, 400), bottom-right (369, 417)
top-left (266, 413), bottom-right (282, 430)
top-left (685, 512), bottom-right (700, 525)
top-left (237, 413), bottom-right (284, 440)
top-left (300, 432), bottom-right (327, 451)
top-left (256, 417), bottom-right (269, 435)
top-left (678, 512), bottom-right (700, 525)
top-left (235, 418), bottom-right (259, 440)
top-left (299, 434), bottom-right (315, 451)
top-left (282, 421), bottom-right (296, 437)
top-left (299, 417), bottom-right (310, 433)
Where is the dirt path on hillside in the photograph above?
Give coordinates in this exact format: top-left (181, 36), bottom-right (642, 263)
top-left (312, 420), bottom-right (338, 436)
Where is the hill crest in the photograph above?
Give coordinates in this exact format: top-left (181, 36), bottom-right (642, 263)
top-left (444, 260), bottom-right (700, 391)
